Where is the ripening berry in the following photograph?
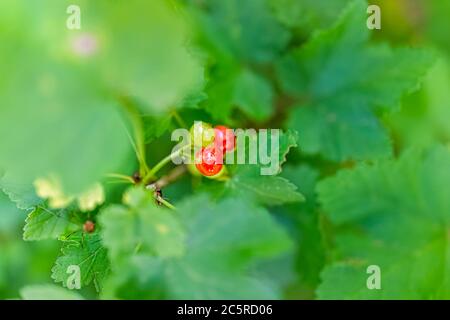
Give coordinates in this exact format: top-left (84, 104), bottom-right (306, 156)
top-left (83, 220), bottom-right (95, 233)
top-left (195, 147), bottom-right (224, 177)
top-left (190, 121), bottom-right (215, 147)
top-left (214, 125), bottom-right (236, 152)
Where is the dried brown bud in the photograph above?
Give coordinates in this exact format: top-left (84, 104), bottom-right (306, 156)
top-left (132, 172), bottom-right (142, 184)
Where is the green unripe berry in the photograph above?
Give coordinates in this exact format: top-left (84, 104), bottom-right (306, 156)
top-left (190, 121), bottom-right (215, 147)
top-left (187, 163), bottom-right (202, 177)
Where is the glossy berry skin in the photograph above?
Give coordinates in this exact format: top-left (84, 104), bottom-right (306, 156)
top-left (190, 121), bottom-right (215, 147)
top-left (214, 125), bottom-right (235, 152)
top-left (195, 147), bottom-right (224, 177)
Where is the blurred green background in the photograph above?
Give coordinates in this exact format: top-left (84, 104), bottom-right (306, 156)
top-left (0, 0), bottom-right (449, 299)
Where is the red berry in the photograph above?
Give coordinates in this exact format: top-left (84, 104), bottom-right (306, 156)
top-left (214, 125), bottom-right (235, 152)
top-left (195, 147), bottom-right (224, 177)
top-left (83, 220), bottom-right (95, 233)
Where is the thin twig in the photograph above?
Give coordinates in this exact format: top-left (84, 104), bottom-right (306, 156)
top-left (151, 165), bottom-right (187, 189)
top-left (155, 195), bottom-right (176, 210)
top-left (171, 110), bottom-right (188, 129)
top-left (143, 144), bottom-right (191, 184)
top-left (105, 173), bottom-right (135, 184)
top-left (118, 96), bottom-right (150, 176)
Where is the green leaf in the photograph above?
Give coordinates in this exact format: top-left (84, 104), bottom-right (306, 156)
top-left (143, 113), bottom-right (174, 144)
top-left (0, 173), bottom-right (41, 210)
top-left (20, 284), bottom-right (84, 300)
top-left (0, 63), bottom-right (132, 194)
top-left (233, 69), bottom-right (274, 122)
top-left (282, 165), bottom-right (319, 210)
top-left (195, 0), bottom-right (290, 64)
top-left (425, 1), bottom-right (450, 53)
top-left (102, 195), bottom-right (293, 299)
top-left (164, 257), bottom-right (278, 299)
top-left (281, 165), bottom-right (325, 289)
top-left (317, 145), bottom-right (450, 299)
top-left (178, 196), bottom-right (293, 264)
top-left (52, 232), bottom-right (110, 292)
top-left (203, 130), bottom-right (302, 205)
top-left (288, 102), bottom-right (392, 161)
top-left (0, 191), bottom-right (25, 233)
top-left (203, 67), bottom-right (237, 121)
top-left (0, 4), bottom-right (134, 195)
top-left (179, 91), bottom-right (208, 110)
top-left (29, 0), bottom-right (203, 113)
top-left (278, 130), bottom-right (299, 169)
top-left (100, 188), bottom-right (185, 261)
top-left (388, 58), bottom-right (450, 149)
top-left (216, 166), bottom-right (305, 206)
top-left (23, 206), bottom-right (78, 241)
top-left (194, 0), bottom-right (289, 121)
top-left (270, 0), bottom-right (350, 30)
top-left (279, 0), bottom-right (434, 161)
top-left (0, 0), bottom-right (205, 193)
top-left (169, 196), bottom-right (293, 299)
top-left (95, 0), bottom-right (204, 112)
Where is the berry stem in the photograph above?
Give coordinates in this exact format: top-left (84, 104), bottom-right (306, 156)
top-left (134, 242), bottom-right (142, 254)
top-left (142, 144), bottom-right (191, 184)
top-left (119, 96), bottom-right (150, 177)
top-left (156, 195), bottom-right (176, 210)
top-left (150, 165), bottom-right (187, 189)
top-left (171, 110), bottom-right (188, 129)
top-left (105, 173), bottom-right (135, 184)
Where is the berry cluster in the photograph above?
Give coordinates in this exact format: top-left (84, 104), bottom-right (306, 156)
top-left (190, 122), bottom-right (236, 178)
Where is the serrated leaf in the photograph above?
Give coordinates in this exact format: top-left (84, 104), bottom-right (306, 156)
top-left (0, 191), bottom-right (25, 233)
top-left (270, 0), bottom-right (350, 30)
top-left (179, 195), bottom-right (293, 264)
top-left (388, 58), bottom-right (450, 149)
top-left (288, 102), bottom-right (392, 161)
top-left (278, 0), bottom-right (434, 161)
top-left (20, 284), bottom-right (84, 300)
top-left (220, 166), bottom-right (305, 206)
top-left (233, 129), bottom-right (298, 174)
top-left (203, 130), bottom-right (302, 205)
top-left (193, 0), bottom-right (289, 121)
top-left (143, 113), bottom-right (174, 144)
top-left (179, 91), bottom-right (208, 109)
top-left (23, 206), bottom-right (78, 241)
top-left (52, 232), bottom-right (109, 292)
top-left (317, 145), bottom-right (450, 299)
top-left (278, 130), bottom-right (299, 169)
top-left (0, 173), bottom-right (41, 210)
top-left (102, 195), bottom-right (293, 299)
top-left (281, 165), bottom-right (325, 288)
top-left (195, 0), bottom-right (290, 64)
top-left (282, 165), bottom-right (319, 209)
top-left (168, 196), bottom-right (293, 299)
